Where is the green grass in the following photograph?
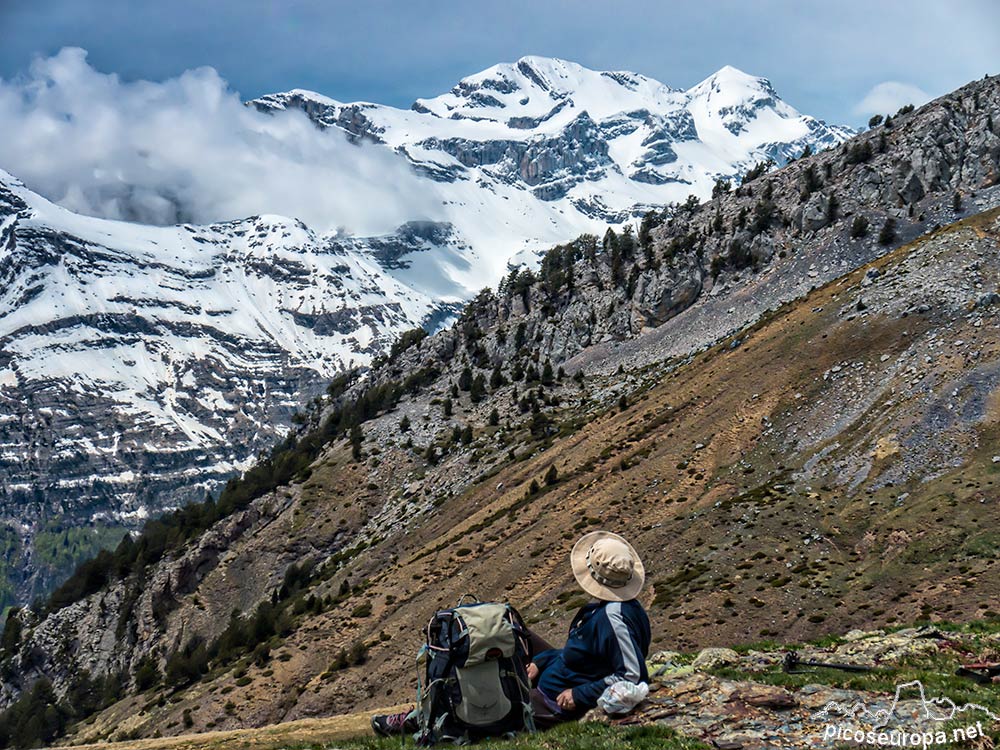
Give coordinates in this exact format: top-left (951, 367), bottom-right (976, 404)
top-left (324, 722), bottom-right (710, 750)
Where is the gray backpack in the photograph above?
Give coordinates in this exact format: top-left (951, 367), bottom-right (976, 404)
top-left (416, 596), bottom-right (535, 744)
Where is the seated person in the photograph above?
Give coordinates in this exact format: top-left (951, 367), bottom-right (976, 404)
top-left (372, 530), bottom-right (650, 736)
top-left (525, 530), bottom-right (650, 727)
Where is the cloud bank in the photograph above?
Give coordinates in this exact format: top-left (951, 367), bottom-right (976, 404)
top-left (854, 81), bottom-right (932, 118)
top-left (0, 47), bottom-right (438, 234)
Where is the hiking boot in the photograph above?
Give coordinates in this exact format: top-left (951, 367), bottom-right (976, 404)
top-left (371, 710), bottom-right (417, 737)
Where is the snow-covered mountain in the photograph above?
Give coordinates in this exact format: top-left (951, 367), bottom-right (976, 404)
top-left (253, 57), bottom-right (852, 302)
top-left (0, 56), bottom-right (852, 605)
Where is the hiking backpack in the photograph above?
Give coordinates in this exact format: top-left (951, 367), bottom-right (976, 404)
top-left (416, 595), bottom-right (535, 745)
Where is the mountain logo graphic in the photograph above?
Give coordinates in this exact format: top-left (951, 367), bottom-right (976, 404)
top-left (811, 680), bottom-right (1000, 728)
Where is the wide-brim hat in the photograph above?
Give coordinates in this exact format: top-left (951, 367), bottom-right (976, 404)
top-left (570, 530), bottom-right (645, 602)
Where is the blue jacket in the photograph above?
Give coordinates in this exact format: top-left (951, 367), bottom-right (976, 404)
top-left (534, 599), bottom-right (651, 711)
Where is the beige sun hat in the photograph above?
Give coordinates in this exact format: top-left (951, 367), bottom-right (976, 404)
top-left (570, 530), bottom-right (645, 602)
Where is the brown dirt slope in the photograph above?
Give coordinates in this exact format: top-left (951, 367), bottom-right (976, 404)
top-left (66, 207), bottom-right (1000, 744)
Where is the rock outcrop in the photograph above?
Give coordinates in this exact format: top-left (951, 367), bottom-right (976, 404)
top-left (585, 627), bottom-right (996, 750)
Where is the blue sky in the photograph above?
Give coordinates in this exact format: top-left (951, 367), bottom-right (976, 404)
top-left (0, 0), bottom-right (997, 127)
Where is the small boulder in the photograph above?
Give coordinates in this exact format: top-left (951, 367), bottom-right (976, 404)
top-left (692, 647), bottom-right (740, 670)
top-left (729, 683), bottom-right (797, 709)
top-left (649, 649), bottom-right (682, 665)
top-left (843, 628), bottom-right (882, 642)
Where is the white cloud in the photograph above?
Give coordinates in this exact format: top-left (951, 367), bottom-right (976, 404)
top-left (853, 81), bottom-right (932, 118)
top-left (0, 47), bottom-right (440, 234)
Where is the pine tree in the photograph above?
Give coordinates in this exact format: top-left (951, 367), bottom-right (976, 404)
top-left (850, 215), bottom-right (869, 239)
top-left (513, 321), bottom-right (527, 349)
top-left (399, 415), bottom-right (410, 433)
top-left (826, 193), bottom-right (839, 223)
top-left (544, 464), bottom-right (559, 485)
top-left (443, 398), bottom-right (453, 417)
top-left (801, 165), bottom-right (821, 194)
top-left (470, 374), bottom-right (486, 403)
top-left (1, 609), bottom-right (22, 656)
top-left (488, 408), bottom-right (500, 426)
top-left (709, 209), bottom-right (721, 232)
top-left (847, 141), bottom-right (874, 164)
top-left (134, 655), bottom-right (161, 692)
top-left (350, 425), bottom-right (363, 461)
top-left (711, 177), bottom-right (731, 198)
top-left (541, 359), bottom-right (554, 385)
top-left (638, 209), bottom-right (660, 246)
top-left (878, 217), bottom-right (897, 246)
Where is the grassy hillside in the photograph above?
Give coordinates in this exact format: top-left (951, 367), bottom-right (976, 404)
top-left (62, 619), bottom-right (1000, 749)
top-left (56, 206), bottom-right (1000, 744)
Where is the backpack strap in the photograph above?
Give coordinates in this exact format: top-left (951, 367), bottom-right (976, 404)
top-left (505, 604), bottom-right (534, 662)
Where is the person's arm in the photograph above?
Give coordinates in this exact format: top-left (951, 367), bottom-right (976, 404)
top-left (570, 603), bottom-right (645, 710)
top-left (531, 648), bottom-right (559, 674)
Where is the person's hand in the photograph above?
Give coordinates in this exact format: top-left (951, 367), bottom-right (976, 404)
top-left (527, 662), bottom-right (539, 683)
top-left (556, 688), bottom-right (576, 711)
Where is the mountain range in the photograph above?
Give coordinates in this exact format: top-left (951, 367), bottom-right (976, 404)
top-left (0, 57), bottom-right (853, 607)
top-left (0, 66), bottom-right (997, 747)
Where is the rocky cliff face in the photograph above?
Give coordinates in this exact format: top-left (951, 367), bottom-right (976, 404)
top-left (2, 74), bottom-right (997, 744)
top-left (0, 179), bottom-right (444, 606)
top-left (0, 57), bottom-right (853, 608)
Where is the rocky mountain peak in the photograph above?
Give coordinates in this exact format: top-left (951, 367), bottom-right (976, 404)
top-left (413, 56), bottom-right (682, 124)
top-left (689, 64), bottom-right (776, 99)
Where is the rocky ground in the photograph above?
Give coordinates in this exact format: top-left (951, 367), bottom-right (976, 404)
top-left (591, 624), bottom-right (1000, 749)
